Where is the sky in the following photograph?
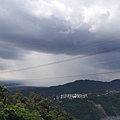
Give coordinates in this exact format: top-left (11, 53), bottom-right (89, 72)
top-left (0, 0), bottom-right (120, 86)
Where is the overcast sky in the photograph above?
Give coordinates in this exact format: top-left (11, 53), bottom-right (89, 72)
top-left (0, 0), bottom-right (120, 86)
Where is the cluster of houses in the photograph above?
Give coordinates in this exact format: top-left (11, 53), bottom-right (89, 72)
top-left (55, 93), bottom-right (88, 100)
top-left (54, 90), bottom-right (120, 101)
top-left (97, 90), bottom-right (120, 97)
top-left (106, 90), bottom-right (120, 94)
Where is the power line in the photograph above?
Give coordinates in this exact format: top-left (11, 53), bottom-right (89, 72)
top-left (49, 70), bottom-right (120, 79)
top-left (0, 46), bottom-right (120, 73)
top-left (88, 58), bottom-right (120, 66)
top-left (2, 69), bottom-right (120, 81)
top-left (66, 38), bottom-right (119, 54)
top-left (2, 58), bottom-right (120, 81)
top-left (0, 38), bottom-right (118, 74)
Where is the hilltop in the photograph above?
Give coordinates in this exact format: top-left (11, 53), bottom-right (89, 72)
top-left (6, 79), bottom-right (120, 96)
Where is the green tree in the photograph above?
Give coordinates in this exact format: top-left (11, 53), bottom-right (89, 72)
top-left (0, 85), bottom-right (77, 120)
top-left (0, 105), bottom-right (43, 120)
top-left (0, 84), bottom-right (7, 104)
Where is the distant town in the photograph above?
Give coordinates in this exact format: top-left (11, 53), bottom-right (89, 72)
top-left (54, 90), bottom-right (120, 102)
top-left (55, 93), bottom-right (88, 101)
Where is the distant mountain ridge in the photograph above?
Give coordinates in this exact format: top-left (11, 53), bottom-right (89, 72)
top-left (2, 79), bottom-right (120, 96)
top-left (47, 79), bottom-right (120, 94)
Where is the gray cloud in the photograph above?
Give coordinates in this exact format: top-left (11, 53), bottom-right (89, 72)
top-left (0, 63), bottom-right (8, 70)
top-left (0, 0), bottom-right (120, 71)
top-left (0, 41), bottom-right (29, 59)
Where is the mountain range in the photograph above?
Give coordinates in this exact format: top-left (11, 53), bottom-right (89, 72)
top-left (3, 79), bottom-right (120, 96)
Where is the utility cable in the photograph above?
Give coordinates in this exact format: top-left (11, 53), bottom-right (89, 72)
top-left (2, 69), bottom-right (120, 81)
top-left (0, 46), bottom-right (120, 73)
top-left (66, 38), bottom-right (119, 54)
top-left (1, 47), bottom-right (120, 73)
top-left (88, 58), bottom-right (120, 66)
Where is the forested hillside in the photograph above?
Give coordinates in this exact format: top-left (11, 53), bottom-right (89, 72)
top-left (0, 84), bottom-right (77, 120)
top-left (58, 92), bottom-right (120, 120)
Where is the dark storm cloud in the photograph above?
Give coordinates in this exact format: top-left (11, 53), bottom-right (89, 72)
top-left (1, 23), bottom-right (120, 57)
top-left (0, 0), bottom-right (120, 70)
top-left (0, 41), bottom-right (29, 59)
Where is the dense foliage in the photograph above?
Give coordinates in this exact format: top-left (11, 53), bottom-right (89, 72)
top-left (0, 84), bottom-right (77, 120)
